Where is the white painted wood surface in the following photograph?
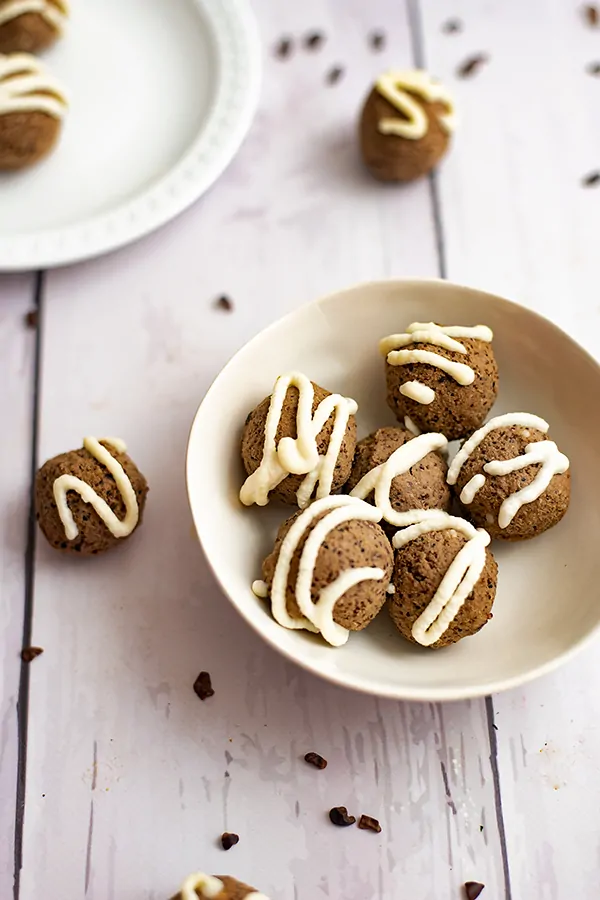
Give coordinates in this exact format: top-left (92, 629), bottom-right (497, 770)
top-left (2, 0), bottom-right (600, 897)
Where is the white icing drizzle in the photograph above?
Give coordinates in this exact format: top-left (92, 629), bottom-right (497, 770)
top-left (270, 495), bottom-right (386, 646)
top-left (240, 372), bottom-right (357, 509)
top-left (447, 412), bottom-right (569, 529)
top-left (350, 432), bottom-right (448, 527)
top-left (53, 437), bottom-right (139, 541)
top-left (252, 579), bottom-right (269, 598)
top-left (375, 70), bottom-right (456, 140)
top-left (0, 0), bottom-right (68, 30)
top-left (0, 52), bottom-right (67, 119)
top-left (404, 416), bottom-right (420, 436)
top-left (386, 583), bottom-right (396, 594)
top-left (392, 511), bottom-right (490, 647)
top-left (399, 380), bottom-right (435, 405)
top-left (179, 872), bottom-right (268, 900)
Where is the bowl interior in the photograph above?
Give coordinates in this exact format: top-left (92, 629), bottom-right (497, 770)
top-left (187, 280), bottom-right (600, 700)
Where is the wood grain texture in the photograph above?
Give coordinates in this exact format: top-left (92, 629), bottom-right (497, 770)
top-left (0, 274), bottom-right (36, 898)
top-left (14, 2), bottom-right (508, 899)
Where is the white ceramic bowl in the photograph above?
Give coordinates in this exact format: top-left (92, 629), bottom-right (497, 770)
top-left (187, 280), bottom-right (600, 701)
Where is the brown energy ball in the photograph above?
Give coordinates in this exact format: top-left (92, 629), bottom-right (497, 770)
top-left (346, 427), bottom-right (451, 533)
top-left (390, 520), bottom-right (498, 648)
top-left (381, 323), bottom-right (498, 441)
top-left (262, 504), bottom-right (393, 636)
top-left (0, 53), bottom-right (67, 169)
top-left (359, 69), bottom-right (455, 182)
top-left (240, 376), bottom-right (357, 507)
top-left (36, 437), bottom-right (148, 555)
top-left (0, 0), bottom-right (68, 54)
top-left (448, 415), bottom-right (571, 541)
top-left (170, 873), bottom-right (262, 900)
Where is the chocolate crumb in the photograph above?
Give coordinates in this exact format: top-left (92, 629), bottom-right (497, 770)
top-left (586, 61), bottom-right (600, 74)
top-left (221, 832), bottom-right (239, 851)
top-left (584, 4), bottom-right (599, 26)
top-left (193, 671), bottom-right (215, 701)
top-left (358, 814), bottom-right (382, 833)
top-left (21, 647), bottom-right (43, 662)
top-left (479, 824), bottom-right (484, 832)
top-left (304, 751), bottom-right (327, 769)
top-left (457, 54), bottom-right (489, 78)
top-left (326, 65), bottom-right (344, 85)
top-left (582, 171), bottom-right (600, 186)
top-left (442, 18), bottom-right (463, 33)
top-left (329, 806), bottom-right (356, 827)
top-left (368, 30), bottom-right (386, 51)
top-left (304, 31), bottom-right (325, 50)
top-left (24, 309), bottom-right (38, 329)
top-left (465, 883), bottom-right (485, 900)
top-left (492, 723), bottom-right (498, 731)
top-left (215, 294), bottom-right (234, 312)
top-left (275, 37), bottom-right (293, 59)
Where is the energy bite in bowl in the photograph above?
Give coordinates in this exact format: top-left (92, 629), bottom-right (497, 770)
top-left (0, 0), bottom-right (68, 54)
top-left (346, 427), bottom-right (451, 532)
top-left (380, 322), bottom-right (498, 441)
top-left (259, 495), bottom-right (393, 646)
top-left (240, 371), bottom-right (357, 508)
top-left (390, 511), bottom-right (498, 648)
top-left (448, 412), bottom-right (570, 541)
top-left (359, 69), bottom-right (456, 182)
top-left (171, 872), bottom-right (268, 900)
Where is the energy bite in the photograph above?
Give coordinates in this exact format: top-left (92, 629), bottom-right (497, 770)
top-left (171, 872), bottom-right (268, 900)
top-left (359, 69), bottom-right (456, 182)
top-left (261, 495), bottom-right (393, 646)
top-left (380, 322), bottom-right (498, 441)
top-left (390, 511), bottom-right (497, 648)
top-left (36, 437), bottom-right (148, 555)
top-left (0, 52), bottom-right (67, 169)
top-left (0, 0), bottom-right (68, 55)
top-left (346, 427), bottom-right (451, 532)
top-left (448, 412), bottom-right (570, 541)
top-left (240, 372), bottom-right (357, 508)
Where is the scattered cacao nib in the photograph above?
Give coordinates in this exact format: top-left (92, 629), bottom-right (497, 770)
top-left (215, 294), bottom-right (233, 312)
top-left (329, 806), bottom-right (356, 827)
top-left (584, 4), bottom-right (599, 26)
top-left (275, 37), bottom-right (293, 59)
top-left (24, 310), bottom-right (38, 329)
top-left (456, 54), bottom-right (489, 78)
top-left (21, 647), bottom-right (43, 663)
top-left (369, 30), bottom-right (386, 51)
top-left (442, 18), bottom-right (463, 33)
top-left (582, 171), bottom-right (600, 186)
top-left (193, 671), bottom-right (215, 701)
top-left (221, 832), bottom-right (239, 851)
top-left (465, 883), bottom-right (485, 900)
top-left (586, 61), bottom-right (600, 74)
top-left (304, 751), bottom-right (327, 769)
top-left (358, 814), bottom-right (382, 833)
top-left (326, 66), bottom-right (344, 85)
top-left (304, 31), bottom-right (325, 50)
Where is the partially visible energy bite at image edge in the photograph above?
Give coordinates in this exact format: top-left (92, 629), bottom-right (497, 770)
top-left (170, 872), bottom-right (268, 900)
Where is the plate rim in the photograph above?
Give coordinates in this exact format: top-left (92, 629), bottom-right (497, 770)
top-left (0, 0), bottom-right (261, 271)
top-left (186, 278), bottom-right (600, 702)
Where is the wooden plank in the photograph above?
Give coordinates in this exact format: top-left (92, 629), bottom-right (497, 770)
top-left (421, 0), bottom-right (600, 895)
top-left (0, 274), bottom-right (36, 897)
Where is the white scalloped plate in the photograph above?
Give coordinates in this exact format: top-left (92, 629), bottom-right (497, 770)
top-left (0, 0), bottom-right (260, 270)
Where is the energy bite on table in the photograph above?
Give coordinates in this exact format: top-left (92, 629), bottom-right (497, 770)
top-left (36, 437), bottom-right (148, 555)
top-left (359, 69), bottom-right (456, 182)
top-left (390, 511), bottom-right (497, 648)
top-left (0, 0), bottom-right (68, 54)
top-left (380, 322), bottom-right (498, 441)
top-left (0, 53), bottom-right (67, 169)
top-left (259, 495), bottom-right (393, 646)
top-left (447, 412), bottom-right (570, 540)
top-left (240, 372), bottom-right (357, 508)
top-left (171, 872), bottom-right (268, 900)
top-left (346, 427), bottom-right (451, 532)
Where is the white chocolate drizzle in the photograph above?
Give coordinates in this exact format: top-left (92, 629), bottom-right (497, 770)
top-left (269, 495), bottom-right (386, 646)
top-left (53, 437), bottom-right (139, 541)
top-left (0, 52), bottom-right (67, 119)
top-left (179, 873), bottom-right (268, 900)
top-left (240, 372), bottom-right (357, 509)
top-left (404, 416), bottom-right (420, 436)
top-left (392, 511), bottom-right (490, 646)
top-left (399, 380), bottom-right (435, 405)
top-left (375, 70), bottom-right (456, 140)
top-left (252, 579), bottom-right (269, 598)
top-left (447, 412), bottom-right (570, 528)
top-left (350, 432), bottom-right (448, 527)
top-left (0, 0), bottom-right (68, 31)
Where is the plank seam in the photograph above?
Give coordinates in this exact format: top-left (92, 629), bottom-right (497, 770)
top-left (485, 696), bottom-right (513, 900)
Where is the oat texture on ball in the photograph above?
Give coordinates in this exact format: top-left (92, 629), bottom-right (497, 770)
top-left (390, 511), bottom-right (498, 648)
top-left (172, 871), bottom-right (268, 900)
top-left (0, 0), bottom-right (68, 54)
top-left (240, 372), bottom-right (357, 508)
top-left (261, 495), bottom-right (394, 646)
top-left (380, 322), bottom-right (498, 441)
top-left (0, 52), bottom-right (67, 169)
top-left (448, 412), bottom-right (570, 540)
top-left (359, 69), bottom-right (456, 182)
top-left (36, 437), bottom-right (148, 555)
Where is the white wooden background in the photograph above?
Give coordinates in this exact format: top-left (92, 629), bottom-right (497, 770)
top-left (2, 1), bottom-right (600, 897)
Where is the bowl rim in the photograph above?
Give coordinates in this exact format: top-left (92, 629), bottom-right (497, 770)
top-left (186, 277), bottom-right (600, 701)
